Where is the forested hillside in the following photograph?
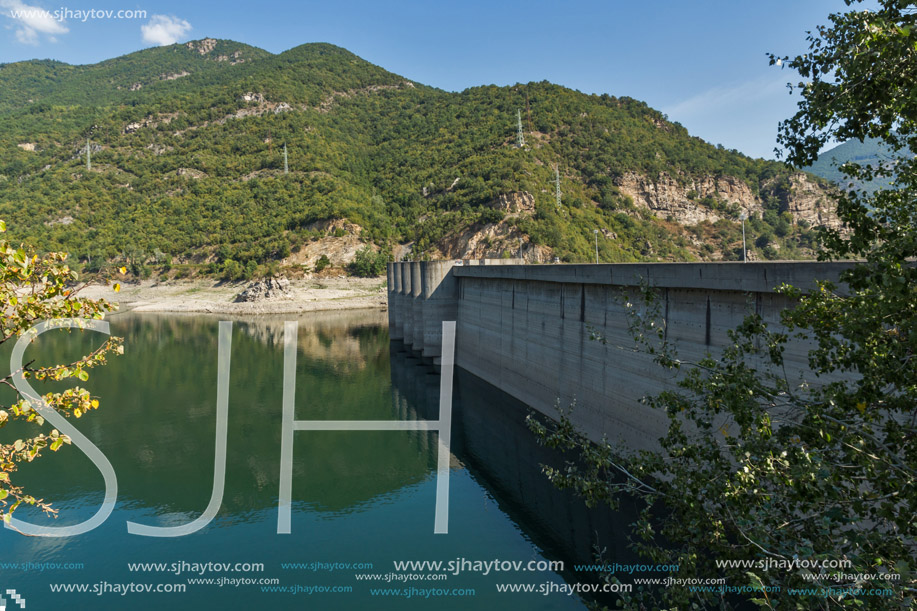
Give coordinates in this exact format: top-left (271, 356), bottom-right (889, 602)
top-left (804, 136), bottom-right (902, 195)
top-left (0, 39), bottom-right (836, 278)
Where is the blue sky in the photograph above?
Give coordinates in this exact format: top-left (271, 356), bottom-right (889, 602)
top-left (0, 0), bottom-right (842, 159)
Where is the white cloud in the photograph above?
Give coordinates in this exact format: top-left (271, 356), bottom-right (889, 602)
top-left (141, 14), bottom-right (191, 46)
top-left (0, 0), bottom-right (69, 45)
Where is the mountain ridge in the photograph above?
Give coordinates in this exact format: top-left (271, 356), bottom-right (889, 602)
top-left (0, 39), bottom-right (836, 276)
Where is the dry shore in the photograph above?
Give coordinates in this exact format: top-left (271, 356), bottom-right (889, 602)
top-left (76, 276), bottom-right (388, 315)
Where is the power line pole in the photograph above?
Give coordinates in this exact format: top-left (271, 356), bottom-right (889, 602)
top-left (554, 164), bottom-right (562, 208)
top-left (283, 143), bottom-right (289, 175)
top-left (516, 109), bottom-right (525, 148)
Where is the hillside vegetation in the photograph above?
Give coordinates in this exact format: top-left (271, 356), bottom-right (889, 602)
top-left (0, 39), bottom-right (833, 278)
top-left (804, 136), bottom-right (903, 194)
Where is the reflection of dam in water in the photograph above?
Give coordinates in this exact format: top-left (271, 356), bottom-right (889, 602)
top-left (389, 342), bottom-right (641, 579)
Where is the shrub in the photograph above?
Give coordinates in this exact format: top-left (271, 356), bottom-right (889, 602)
top-left (314, 254), bottom-right (331, 273)
top-left (347, 246), bottom-right (388, 277)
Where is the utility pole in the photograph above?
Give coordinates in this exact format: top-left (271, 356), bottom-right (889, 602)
top-left (593, 229), bottom-right (599, 264)
top-left (283, 143), bottom-right (289, 175)
top-left (554, 164), bottom-right (562, 208)
top-left (516, 109), bottom-right (525, 148)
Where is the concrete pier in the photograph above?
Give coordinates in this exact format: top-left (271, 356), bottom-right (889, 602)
top-left (410, 262), bottom-right (424, 354)
top-left (401, 263), bottom-right (414, 347)
top-left (387, 264), bottom-right (403, 340)
top-left (388, 261), bottom-right (853, 450)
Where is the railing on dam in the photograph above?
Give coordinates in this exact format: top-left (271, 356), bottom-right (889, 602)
top-left (387, 261), bottom-right (854, 450)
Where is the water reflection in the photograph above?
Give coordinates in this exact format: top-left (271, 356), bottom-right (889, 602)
top-left (390, 342), bottom-right (644, 603)
top-left (1, 312), bottom-right (587, 610)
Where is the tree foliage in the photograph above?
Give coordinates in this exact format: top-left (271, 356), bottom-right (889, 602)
top-left (531, 1), bottom-right (917, 608)
top-left (0, 41), bottom-right (823, 270)
top-left (347, 246), bottom-right (388, 277)
top-left (0, 220), bottom-right (122, 524)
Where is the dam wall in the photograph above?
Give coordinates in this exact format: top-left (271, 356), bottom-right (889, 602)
top-left (388, 261), bottom-right (852, 449)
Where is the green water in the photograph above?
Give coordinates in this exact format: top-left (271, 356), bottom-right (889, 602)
top-left (1, 311), bottom-right (591, 610)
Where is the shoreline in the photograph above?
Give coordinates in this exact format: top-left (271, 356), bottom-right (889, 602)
top-left (76, 276), bottom-right (388, 316)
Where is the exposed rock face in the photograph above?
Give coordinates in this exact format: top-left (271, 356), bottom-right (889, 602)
top-left (489, 191), bottom-right (535, 215)
top-left (175, 168), bottom-right (207, 179)
top-left (437, 219), bottom-right (552, 263)
top-left (187, 38), bottom-right (217, 55)
top-left (616, 172), bottom-right (754, 224)
top-left (281, 219), bottom-right (367, 270)
top-left (616, 171), bottom-right (841, 228)
top-left (161, 71), bottom-right (190, 81)
top-left (234, 277), bottom-right (293, 302)
top-left (123, 112), bottom-right (179, 134)
top-left (17, 143), bottom-right (36, 151)
top-left (773, 174), bottom-right (843, 230)
top-left (44, 215), bottom-right (74, 227)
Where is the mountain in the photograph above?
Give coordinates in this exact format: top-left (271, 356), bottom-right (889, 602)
top-left (0, 39), bottom-right (839, 278)
top-left (805, 137), bottom-right (900, 194)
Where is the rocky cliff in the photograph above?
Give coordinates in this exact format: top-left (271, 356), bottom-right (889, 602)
top-left (772, 174), bottom-right (843, 230)
top-left (436, 191), bottom-right (552, 262)
top-left (615, 171), bottom-right (840, 228)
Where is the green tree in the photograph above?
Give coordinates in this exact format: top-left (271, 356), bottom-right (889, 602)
top-left (314, 254), bottom-right (331, 273)
top-left (0, 219), bottom-right (122, 524)
top-left (347, 246), bottom-right (388, 277)
top-left (531, 2), bottom-right (916, 608)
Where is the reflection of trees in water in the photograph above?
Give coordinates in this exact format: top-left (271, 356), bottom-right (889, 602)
top-left (110, 310), bottom-right (389, 372)
top-left (12, 312), bottom-right (436, 521)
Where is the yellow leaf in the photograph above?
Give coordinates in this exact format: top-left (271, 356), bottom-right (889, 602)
top-left (91, 399), bottom-right (99, 408)
top-left (856, 401), bottom-right (866, 413)
top-left (119, 266), bottom-right (127, 274)
top-left (113, 283), bottom-right (121, 293)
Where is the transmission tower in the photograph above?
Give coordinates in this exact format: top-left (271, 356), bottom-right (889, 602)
top-left (516, 109), bottom-right (525, 148)
top-left (554, 164), bottom-right (562, 208)
top-left (86, 137), bottom-right (91, 171)
top-left (283, 143), bottom-right (289, 175)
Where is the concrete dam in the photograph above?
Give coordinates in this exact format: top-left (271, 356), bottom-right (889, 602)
top-left (387, 261), bottom-right (853, 451)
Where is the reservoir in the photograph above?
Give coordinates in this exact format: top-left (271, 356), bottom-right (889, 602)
top-left (1, 311), bottom-right (625, 610)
